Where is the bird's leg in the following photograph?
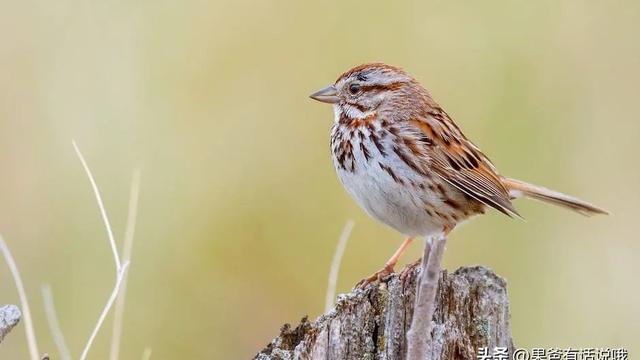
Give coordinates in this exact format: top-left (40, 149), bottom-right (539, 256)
top-left (356, 237), bottom-right (413, 288)
top-left (406, 229), bottom-right (450, 360)
top-left (400, 240), bottom-right (430, 284)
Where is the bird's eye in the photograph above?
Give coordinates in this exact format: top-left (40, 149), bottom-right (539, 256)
top-left (348, 83), bottom-right (361, 95)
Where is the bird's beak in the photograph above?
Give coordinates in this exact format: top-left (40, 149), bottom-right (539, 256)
top-left (309, 85), bottom-right (339, 104)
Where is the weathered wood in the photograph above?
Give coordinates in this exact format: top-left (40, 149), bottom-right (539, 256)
top-left (255, 265), bottom-right (513, 360)
top-left (0, 305), bottom-right (21, 344)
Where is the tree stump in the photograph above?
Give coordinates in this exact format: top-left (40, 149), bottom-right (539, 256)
top-left (255, 265), bottom-right (513, 360)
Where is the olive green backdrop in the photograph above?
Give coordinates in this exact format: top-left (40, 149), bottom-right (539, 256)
top-left (0, 0), bottom-right (638, 358)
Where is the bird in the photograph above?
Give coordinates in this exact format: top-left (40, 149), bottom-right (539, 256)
top-left (310, 62), bottom-right (607, 286)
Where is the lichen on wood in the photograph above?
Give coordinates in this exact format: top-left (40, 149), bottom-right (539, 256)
top-left (256, 265), bottom-right (513, 360)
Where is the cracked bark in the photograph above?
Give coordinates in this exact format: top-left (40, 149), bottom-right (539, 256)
top-left (255, 265), bottom-right (513, 360)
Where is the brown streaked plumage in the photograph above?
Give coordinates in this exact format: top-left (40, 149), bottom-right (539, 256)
top-left (310, 62), bottom-right (608, 286)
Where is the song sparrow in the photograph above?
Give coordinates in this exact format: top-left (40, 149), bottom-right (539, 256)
top-left (310, 62), bottom-right (607, 285)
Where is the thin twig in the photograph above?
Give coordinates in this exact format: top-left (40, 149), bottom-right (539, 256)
top-left (0, 235), bottom-right (40, 360)
top-left (41, 284), bottom-right (72, 360)
top-left (109, 170), bottom-right (141, 360)
top-left (73, 140), bottom-right (134, 360)
top-left (72, 140), bottom-right (122, 272)
top-left (406, 234), bottom-right (447, 360)
top-left (324, 220), bottom-right (354, 313)
top-left (79, 262), bottom-right (130, 360)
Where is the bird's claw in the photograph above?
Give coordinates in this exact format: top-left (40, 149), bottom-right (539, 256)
top-left (355, 265), bottom-right (395, 289)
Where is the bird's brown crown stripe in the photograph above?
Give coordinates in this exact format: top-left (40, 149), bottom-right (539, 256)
top-left (335, 62), bottom-right (405, 83)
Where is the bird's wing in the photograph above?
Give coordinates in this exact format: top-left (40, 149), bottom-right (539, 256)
top-left (405, 109), bottom-right (520, 217)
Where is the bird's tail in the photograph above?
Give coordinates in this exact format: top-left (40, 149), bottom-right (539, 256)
top-left (502, 177), bottom-right (609, 216)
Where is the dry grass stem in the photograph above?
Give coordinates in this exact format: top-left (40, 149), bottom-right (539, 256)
top-left (0, 235), bottom-right (40, 360)
top-left (109, 170), bottom-right (141, 360)
top-left (79, 262), bottom-right (130, 360)
top-left (72, 140), bottom-right (122, 272)
top-left (324, 220), bottom-right (354, 313)
top-left (72, 141), bottom-right (135, 360)
top-left (41, 284), bottom-right (71, 360)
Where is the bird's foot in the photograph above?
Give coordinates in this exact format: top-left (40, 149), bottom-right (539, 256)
top-left (399, 257), bottom-right (423, 283)
top-left (355, 264), bottom-right (395, 289)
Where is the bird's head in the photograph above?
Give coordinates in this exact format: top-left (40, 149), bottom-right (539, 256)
top-left (310, 63), bottom-right (428, 121)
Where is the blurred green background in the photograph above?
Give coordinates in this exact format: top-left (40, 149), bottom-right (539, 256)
top-left (0, 0), bottom-right (638, 358)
